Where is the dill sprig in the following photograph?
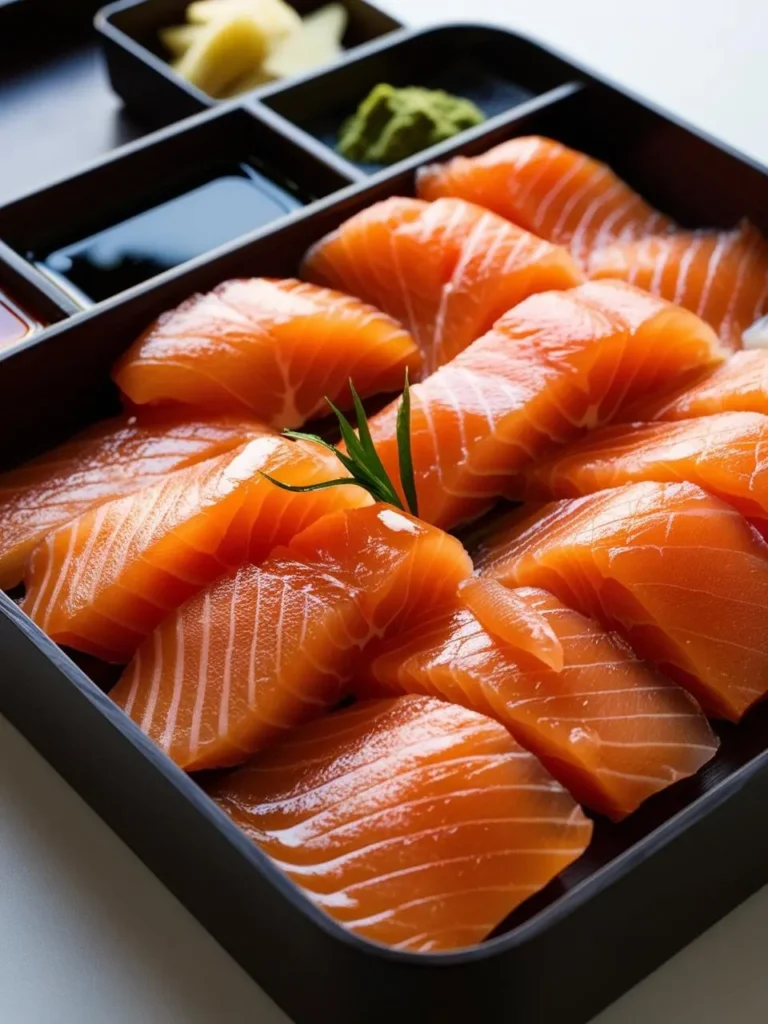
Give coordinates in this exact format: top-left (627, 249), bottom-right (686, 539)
top-left (261, 372), bottom-right (419, 516)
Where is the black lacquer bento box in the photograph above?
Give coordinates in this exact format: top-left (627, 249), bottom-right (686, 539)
top-left (1, 6), bottom-right (768, 1024)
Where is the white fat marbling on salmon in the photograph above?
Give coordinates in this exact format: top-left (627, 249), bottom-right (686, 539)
top-left (114, 277), bottom-right (419, 430)
top-left (21, 437), bottom-right (368, 662)
top-left (301, 195), bottom-right (581, 374)
top-left (359, 280), bottom-right (721, 530)
top-left (476, 480), bottom-right (768, 722)
top-left (367, 586), bottom-right (718, 820)
top-left (110, 506), bottom-right (472, 771)
top-left (208, 696), bottom-right (592, 952)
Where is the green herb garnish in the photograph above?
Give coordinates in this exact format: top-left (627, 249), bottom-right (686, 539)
top-left (262, 373), bottom-right (419, 516)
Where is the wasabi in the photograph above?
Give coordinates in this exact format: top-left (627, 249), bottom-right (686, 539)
top-left (337, 83), bottom-right (485, 165)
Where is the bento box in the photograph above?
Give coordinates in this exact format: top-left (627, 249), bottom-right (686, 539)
top-left (1, 12), bottom-right (768, 1024)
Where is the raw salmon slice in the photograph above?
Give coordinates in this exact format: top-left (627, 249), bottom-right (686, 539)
top-left (359, 279), bottom-right (724, 528)
top-left (459, 578), bottom-right (564, 671)
top-left (209, 695), bottom-right (593, 951)
top-left (476, 481), bottom-right (768, 721)
top-left (364, 584), bottom-right (717, 820)
top-left (113, 278), bottom-right (421, 428)
top-left (648, 350), bottom-right (768, 420)
top-left (301, 196), bottom-right (582, 372)
top-left (0, 409), bottom-right (273, 591)
top-left (23, 436), bottom-right (369, 663)
top-left (589, 221), bottom-right (768, 349)
top-left (111, 504), bottom-right (472, 769)
top-left (416, 136), bottom-right (673, 267)
top-left (526, 411), bottom-right (768, 537)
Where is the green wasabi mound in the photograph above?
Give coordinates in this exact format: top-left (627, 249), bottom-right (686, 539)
top-left (337, 83), bottom-right (486, 165)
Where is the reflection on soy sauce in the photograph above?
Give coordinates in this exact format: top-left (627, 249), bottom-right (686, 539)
top-left (37, 160), bottom-right (307, 305)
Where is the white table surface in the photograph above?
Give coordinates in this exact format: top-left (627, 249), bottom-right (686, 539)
top-left (2, 1), bottom-right (767, 1021)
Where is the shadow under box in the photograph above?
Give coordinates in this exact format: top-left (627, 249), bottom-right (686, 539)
top-left (96, 0), bottom-right (403, 122)
top-left (0, 104), bottom-right (355, 307)
top-left (258, 23), bottom-right (586, 175)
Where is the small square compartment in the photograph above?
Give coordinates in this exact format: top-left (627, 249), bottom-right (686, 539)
top-left (259, 23), bottom-right (585, 175)
top-left (96, 0), bottom-right (403, 124)
top-left (0, 104), bottom-right (355, 307)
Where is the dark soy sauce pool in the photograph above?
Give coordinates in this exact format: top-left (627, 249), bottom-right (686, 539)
top-left (36, 162), bottom-right (306, 305)
top-left (0, 291), bottom-right (38, 350)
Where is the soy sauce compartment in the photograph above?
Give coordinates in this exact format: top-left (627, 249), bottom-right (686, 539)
top-left (37, 158), bottom-right (307, 305)
top-left (259, 24), bottom-right (586, 176)
top-left (97, 0), bottom-right (403, 123)
top-left (0, 104), bottom-right (355, 309)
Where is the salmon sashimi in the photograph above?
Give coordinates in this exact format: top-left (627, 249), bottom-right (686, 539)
top-left (113, 278), bottom-right (421, 427)
top-left (476, 481), bottom-right (768, 721)
top-left (416, 136), bottom-right (674, 267)
top-left (363, 584), bottom-right (717, 820)
top-left (0, 409), bottom-right (274, 591)
top-left (526, 411), bottom-right (768, 538)
top-left (458, 577), bottom-right (564, 671)
top-left (209, 695), bottom-right (593, 951)
top-left (111, 504), bottom-right (472, 769)
top-left (301, 196), bottom-right (582, 372)
top-left (358, 280), bottom-right (724, 528)
top-left (648, 350), bottom-right (768, 420)
top-left (23, 436), bottom-right (370, 663)
top-left (589, 221), bottom-right (768, 349)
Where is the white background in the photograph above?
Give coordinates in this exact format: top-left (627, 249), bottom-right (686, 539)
top-left (2, 0), bottom-right (768, 1021)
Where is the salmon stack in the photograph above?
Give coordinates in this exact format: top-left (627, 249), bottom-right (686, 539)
top-left (111, 504), bottom-right (472, 769)
top-left (477, 481), bottom-right (768, 721)
top-left (210, 696), bottom-right (593, 953)
top-left (417, 135), bottom-right (768, 348)
top-left (302, 196), bottom-right (582, 372)
top-left (362, 580), bottom-right (719, 821)
top-left (417, 136), bottom-right (673, 267)
top-left (358, 279), bottom-right (723, 528)
top-left (22, 436), bottom-right (370, 662)
top-left (0, 409), bottom-right (275, 590)
top-left (113, 278), bottom-right (422, 427)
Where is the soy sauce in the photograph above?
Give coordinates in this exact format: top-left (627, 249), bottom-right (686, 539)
top-left (37, 162), bottom-right (306, 305)
top-left (0, 291), bottom-right (37, 351)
